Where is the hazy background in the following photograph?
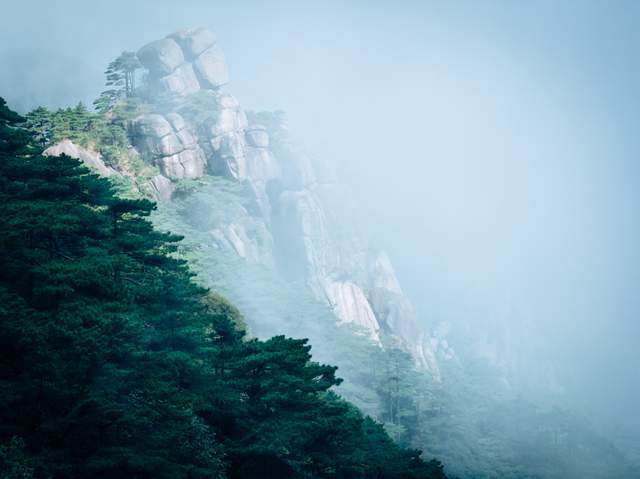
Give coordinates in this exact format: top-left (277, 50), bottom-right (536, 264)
top-left (2, 0), bottom-right (639, 448)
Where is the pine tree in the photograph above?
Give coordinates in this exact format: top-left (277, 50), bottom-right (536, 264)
top-left (0, 96), bottom-right (448, 479)
top-left (94, 51), bottom-right (141, 113)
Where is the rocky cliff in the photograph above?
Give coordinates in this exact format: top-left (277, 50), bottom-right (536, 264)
top-left (57, 28), bottom-right (451, 375)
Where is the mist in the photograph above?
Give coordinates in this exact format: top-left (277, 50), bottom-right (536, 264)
top-left (2, 0), bottom-right (639, 475)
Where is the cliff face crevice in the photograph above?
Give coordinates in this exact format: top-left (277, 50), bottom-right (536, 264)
top-left (55, 27), bottom-right (447, 377)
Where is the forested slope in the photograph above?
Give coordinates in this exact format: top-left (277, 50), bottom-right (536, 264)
top-left (0, 98), bottom-right (447, 479)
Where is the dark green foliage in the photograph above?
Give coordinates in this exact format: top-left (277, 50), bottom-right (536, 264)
top-left (0, 97), bottom-right (446, 478)
top-left (94, 51), bottom-right (142, 113)
top-left (24, 98), bottom-right (153, 181)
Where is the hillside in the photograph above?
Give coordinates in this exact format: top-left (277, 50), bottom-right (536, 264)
top-left (0, 96), bottom-right (448, 478)
top-left (10, 27), bottom-right (638, 479)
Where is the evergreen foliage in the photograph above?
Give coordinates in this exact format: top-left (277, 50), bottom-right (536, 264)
top-left (0, 97), bottom-right (447, 478)
top-left (94, 52), bottom-right (142, 113)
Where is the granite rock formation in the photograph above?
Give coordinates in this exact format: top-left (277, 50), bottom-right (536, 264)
top-left (53, 27), bottom-right (448, 376)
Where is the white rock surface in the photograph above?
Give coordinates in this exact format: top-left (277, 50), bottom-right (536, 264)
top-left (137, 38), bottom-right (184, 75)
top-left (156, 62), bottom-right (200, 96)
top-left (132, 113), bottom-right (205, 179)
top-left (193, 45), bottom-right (229, 89)
top-left (323, 280), bottom-right (380, 339)
top-left (169, 27), bottom-right (217, 58)
top-left (149, 174), bottom-right (175, 202)
top-left (44, 139), bottom-right (117, 177)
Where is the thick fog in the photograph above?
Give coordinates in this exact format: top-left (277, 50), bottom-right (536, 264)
top-left (3, 0), bottom-right (639, 461)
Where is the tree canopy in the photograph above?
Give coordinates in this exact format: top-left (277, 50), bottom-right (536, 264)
top-left (0, 96), bottom-right (447, 479)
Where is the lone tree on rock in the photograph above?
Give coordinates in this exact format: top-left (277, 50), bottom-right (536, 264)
top-left (94, 51), bottom-right (141, 112)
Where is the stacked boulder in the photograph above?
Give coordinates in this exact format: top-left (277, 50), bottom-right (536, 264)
top-left (137, 27), bottom-right (227, 96)
top-left (130, 113), bottom-right (205, 179)
top-left (130, 28), bottom-right (444, 375)
top-left (134, 28), bottom-right (279, 213)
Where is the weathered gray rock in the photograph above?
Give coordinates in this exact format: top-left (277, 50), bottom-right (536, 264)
top-left (166, 112), bottom-right (187, 131)
top-left (219, 94), bottom-right (239, 109)
top-left (276, 190), bottom-right (331, 284)
top-left (322, 279), bottom-right (380, 339)
top-left (169, 27), bottom-right (216, 58)
top-left (156, 62), bottom-right (200, 96)
top-left (44, 139), bottom-right (117, 177)
top-left (156, 149), bottom-right (204, 179)
top-left (363, 251), bottom-right (441, 373)
top-left (149, 174), bottom-right (175, 202)
top-left (246, 147), bottom-right (279, 182)
top-left (137, 38), bottom-right (184, 75)
top-left (175, 128), bottom-right (198, 150)
top-left (208, 109), bottom-right (240, 136)
top-left (132, 113), bottom-right (205, 179)
top-left (133, 114), bottom-right (173, 138)
top-left (155, 133), bottom-right (184, 157)
top-left (209, 132), bottom-right (246, 179)
top-left (201, 94), bottom-right (254, 180)
top-left (194, 45), bottom-right (229, 89)
top-left (245, 125), bottom-right (269, 148)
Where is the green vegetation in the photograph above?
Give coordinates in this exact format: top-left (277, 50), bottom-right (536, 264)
top-left (0, 97), bottom-right (447, 478)
top-left (9, 49), bottom-right (636, 479)
top-left (94, 51), bottom-right (142, 113)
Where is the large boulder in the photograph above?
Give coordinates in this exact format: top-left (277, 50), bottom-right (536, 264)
top-left (194, 45), bottom-right (229, 89)
top-left (202, 94), bottom-right (251, 180)
top-left (137, 38), bottom-right (184, 75)
top-left (207, 107), bottom-right (247, 137)
top-left (131, 113), bottom-right (205, 180)
top-left (132, 114), bottom-right (173, 138)
top-left (209, 132), bottom-right (247, 179)
top-left (169, 27), bottom-right (217, 59)
top-left (156, 149), bottom-right (204, 179)
top-left (44, 139), bottom-right (116, 177)
top-left (156, 63), bottom-right (200, 96)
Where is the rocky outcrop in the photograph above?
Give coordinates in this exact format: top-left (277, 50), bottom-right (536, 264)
top-left (169, 27), bottom-right (217, 59)
top-left (149, 174), bottom-right (175, 202)
top-left (131, 113), bottom-right (205, 179)
top-left (44, 139), bottom-right (117, 177)
top-left (205, 94), bottom-right (250, 179)
top-left (137, 28), bottom-right (228, 97)
top-left (322, 279), bottom-right (380, 339)
top-left (128, 28), bottom-right (445, 375)
top-left (193, 45), bottom-right (228, 89)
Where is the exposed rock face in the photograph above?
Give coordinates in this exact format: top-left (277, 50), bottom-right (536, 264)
top-left (137, 38), bottom-right (185, 75)
top-left (169, 27), bottom-right (217, 59)
top-left (137, 27), bottom-right (228, 97)
top-left (193, 46), bottom-right (228, 89)
top-left (205, 94), bottom-right (250, 179)
top-left (131, 113), bottom-right (205, 179)
top-left (210, 219), bottom-right (274, 265)
top-left (129, 28), bottom-right (445, 375)
top-left (322, 280), bottom-right (380, 339)
top-left (157, 63), bottom-right (200, 96)
top-left (149, 174), bottom-right (175, 202)
top-left (44, 139), bottom-right (117, 177)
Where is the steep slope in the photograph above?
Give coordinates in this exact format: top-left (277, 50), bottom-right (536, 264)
top-left (0, 97), bottom-right (449, 479)
top-left (125, 28), bottom-right (445, 374)
top-left (25, 27), bottom-right (640, 479)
